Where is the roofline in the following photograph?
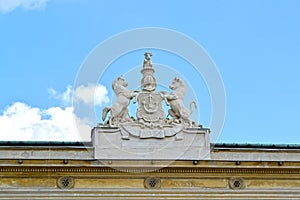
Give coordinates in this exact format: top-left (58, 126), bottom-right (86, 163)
top-left (213, 143), bottom-right (300, 150)
top-left (1, 141), bottom-right (300, 149)
top-left (0, 141), bottom-right (92, 147)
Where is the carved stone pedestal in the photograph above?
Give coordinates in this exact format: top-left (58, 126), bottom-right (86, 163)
top-left (92, 127), bottom-right (210, 160)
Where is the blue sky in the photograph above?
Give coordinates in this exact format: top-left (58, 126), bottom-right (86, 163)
top-left (0, 0), bottom-right (299, 143)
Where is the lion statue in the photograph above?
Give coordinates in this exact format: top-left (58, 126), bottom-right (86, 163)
top-left (162, 77), bottom-right (197, 127)
top-left (102, 77), bottom-right (138, 126)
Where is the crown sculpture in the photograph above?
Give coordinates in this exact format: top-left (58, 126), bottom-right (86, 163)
top-left (94, 53), bottom-right (210, 160)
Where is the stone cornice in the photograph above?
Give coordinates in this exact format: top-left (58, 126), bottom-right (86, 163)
top-left (1, 166), bottom-right (300, 175)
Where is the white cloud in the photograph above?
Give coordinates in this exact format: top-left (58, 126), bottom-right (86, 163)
top-left (0, 102), bottom-right (91, 141)
top-left (48, 85), bottom-right (73, 106)
top-left (49, 84), bottom-right (109, 107)
top-left (0, 84), bottom-right (110, 141)
top-left (74, 84), bottom-right (110, 106)
top-left (0, 0), bottom-right (48, 13)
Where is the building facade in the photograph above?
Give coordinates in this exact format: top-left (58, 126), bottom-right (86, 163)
top-left (1, 53), bottom-right (299, 199)
top-left (1, 141), bottom-right (300, 199)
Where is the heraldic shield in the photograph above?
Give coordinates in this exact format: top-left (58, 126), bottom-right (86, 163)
top-left (136, 92), bottom-right (165, 124)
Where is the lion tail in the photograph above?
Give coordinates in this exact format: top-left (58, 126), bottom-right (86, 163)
top-left (102, 107), bottom-right (111, 121)
top-left (189, 101), bottom-right (197, 114)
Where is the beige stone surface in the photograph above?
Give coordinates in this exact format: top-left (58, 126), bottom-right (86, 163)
top-left (93, 127), bottom-right (210, 160)
top-left (1, 143), bottom-right (300, 199)
top-left (1, 158), bottom-right (300, 199)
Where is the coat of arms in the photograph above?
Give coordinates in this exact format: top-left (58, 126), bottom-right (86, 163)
top-left (102, 52), bottom-right (198, 139)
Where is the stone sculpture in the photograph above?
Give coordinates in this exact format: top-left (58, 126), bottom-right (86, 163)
top-left (102, 77), bottom-right (138, 126)
top-left (162, 77), bottom-right (197, 127)
top-left (101, 53), bottom-right (199, 139)
top-left (95, 53), bottom-right (210, 160)
top-left (143, 52), bottom-right (153, 68)
top-left (135, 52), bottom-right (165, 128)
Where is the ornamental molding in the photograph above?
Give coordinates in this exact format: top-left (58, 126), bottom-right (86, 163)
top-left (1, 167), bottom-right (300, 175)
